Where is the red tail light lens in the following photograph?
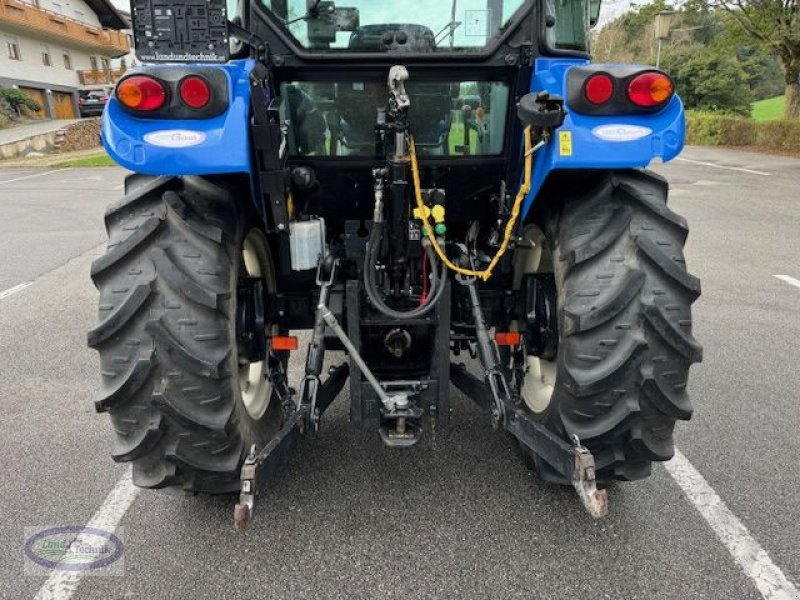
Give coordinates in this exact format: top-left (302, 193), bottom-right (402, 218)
top-left (584, 74), bottom-right (614, 105)
top-left (627, 72), bottom-right (673, 107)
top-left (179, 76), bottom-right (211, 109)
top-left (117, 76), bottom-right (166, 111)
top-left (495, 332), bottom-right (521, 347)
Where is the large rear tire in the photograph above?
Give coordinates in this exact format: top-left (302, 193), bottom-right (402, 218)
top-left (514, 170), bottom-right (702, 482)
top-left (88, 176), bottom-right (283, 493)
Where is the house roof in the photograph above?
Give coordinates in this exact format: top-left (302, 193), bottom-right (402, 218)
top-left (85, 0), bottom-right (130, 30)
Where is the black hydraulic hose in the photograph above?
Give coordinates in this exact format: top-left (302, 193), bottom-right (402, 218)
top-left (364, 221), bottom-right (446, 320)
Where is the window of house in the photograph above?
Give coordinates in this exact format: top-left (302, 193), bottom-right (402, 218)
top-left (100, 57), bottom-right (111, 72)
top-left (73, 9), bottom-right (85, 21)
top-left (41, 44), bottom-right (51, 66)
top-left (89, 56), bottom-right (98, 70)
top-left (51, 2), bottom-right (63, 14)
top-left (5, 37), bottom-right (21, 61)
top-left (62, 51), bottom-right (72, 70)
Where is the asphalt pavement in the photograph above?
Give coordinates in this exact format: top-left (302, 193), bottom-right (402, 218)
top-left (1, 147), bottom-right (799, 599)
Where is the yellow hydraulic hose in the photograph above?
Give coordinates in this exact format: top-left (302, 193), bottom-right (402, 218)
top-left (409, 125), bottom-right (534, 282)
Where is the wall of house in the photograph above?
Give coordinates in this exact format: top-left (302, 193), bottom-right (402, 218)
top-left (110, 28), bottom-right (138, 70)
top-left (0, 29), bottom-right (107, 89)
top-left (22, 0), bottom-right (102, 28)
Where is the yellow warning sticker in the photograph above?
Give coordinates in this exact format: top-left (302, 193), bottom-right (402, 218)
top-left (559, 131), bottom-right (573, 156)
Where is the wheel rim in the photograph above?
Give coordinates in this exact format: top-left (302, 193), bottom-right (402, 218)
top-left (514, 225), bottom-right (558, 415)
top-left (237, 231), bottom-right (275, 421)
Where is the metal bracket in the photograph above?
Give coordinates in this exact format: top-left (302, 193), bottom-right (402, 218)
top-left (570, 435), bottom-right (608, 519)
top-left (233, 258), bottom-right (350, 533)
top-left (452, 264), bottom-right (609, 519)
top-left (455, 273), bottom-right (507, 427)
top-left (234, 406), bottom-right (308, 533)
top-left (388, 65), bottom-right (411, 111)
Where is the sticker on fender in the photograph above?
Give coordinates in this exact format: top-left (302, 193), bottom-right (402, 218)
top-left (144, 130), bottom-right (207, 148)
top-left (559, 131), bottom-right (573, 156)
top-left (592, 124), bottom-right (652, 142)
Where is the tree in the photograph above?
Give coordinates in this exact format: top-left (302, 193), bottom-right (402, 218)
top-left (735, 45), bottom-right (786, 100)
top-left (710, 0), bottom-right (800, 118)
top-left (661, 45), bottom-right (754, 115)
top-left (0, 88), bottom-right (42, 115)
top-left (592, 3), bottom-right (782, 112)
top-left (593, 0), bottom-right (673, 63)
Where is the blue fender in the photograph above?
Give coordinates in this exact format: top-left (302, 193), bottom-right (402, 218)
top-left (101, 59), bottom-right (255, 176)
top-left (522, 58), bottom-right (685, 219)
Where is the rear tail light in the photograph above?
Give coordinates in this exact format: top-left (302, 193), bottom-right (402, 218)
top-left (627, 72), bottom-right (674, 107)
top-left (178, 76), bottom-right (211, 109)
top-left (584, 74), bottom-right (614, 105)
top-left (568, 66), bottom-right (675, 115)
top-left (271, 336), bottom-right (299, 351)
top-left (116, 76), bottom-right (166, 111)
top-left (495, 332), bottom-right (521, 347)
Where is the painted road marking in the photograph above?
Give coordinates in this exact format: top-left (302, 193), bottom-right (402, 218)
top-left (675, 157), bottom-right (770, 177)
top-left (665, 449), bottom-right (799, 600)
top-left (57, 175), bottom-right (107, 183)
top-left (34, 472), bottom-right (140, 600)
top-left (0, 168), bottom-right (70, 186)
top-left (775, 275), bottom-right (800, 290)
top-left (0, 281), bottom-right (33, 300)
top-left (0, 170), bottom-right (33, 182)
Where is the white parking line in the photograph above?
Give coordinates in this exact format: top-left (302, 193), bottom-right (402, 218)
top-left (0, 168), bottom-right (70, 185)
top-left (34, 472), bottom-right (140, 600)
top-left (665, 449), bottom-right (799, 600)
top-left (675, 157), bottom-right (771, 177)
top-left (0, 281), bottom-right (33, 300)
top-left (774, 275), bottom-right (800, 290)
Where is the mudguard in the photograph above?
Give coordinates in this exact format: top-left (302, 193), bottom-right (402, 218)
top-left (101, 59), bottom-right (255, 176)
top-left (101, 56), bottom-right (684, 219)
top-left (523, 58), bottom-right (685, 219)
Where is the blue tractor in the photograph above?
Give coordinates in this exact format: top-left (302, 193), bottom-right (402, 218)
top-left (88, 0), bottom-right (702, 530)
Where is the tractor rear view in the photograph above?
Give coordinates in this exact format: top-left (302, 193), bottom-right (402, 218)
top-left (88, 0), bottom-right (702, 530)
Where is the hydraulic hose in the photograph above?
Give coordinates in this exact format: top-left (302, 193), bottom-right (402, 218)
top-left (410, 125), bottom-right (538, 282)
top-left (364, 220), bottom-right (447, 320)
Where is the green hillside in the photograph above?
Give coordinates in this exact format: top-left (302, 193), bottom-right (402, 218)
top-left (752, 96), bottom-right (785, 122)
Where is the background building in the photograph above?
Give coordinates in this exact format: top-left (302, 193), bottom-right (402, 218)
top-left (110, 8), bottom-right (137, 71)
top-left (0, 0), bottom-right (129, 119)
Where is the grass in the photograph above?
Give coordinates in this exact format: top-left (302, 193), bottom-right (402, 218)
top-left (752, 95), bottom-right (785, 122)
top-left (448, 122), bottom-right (478, 155)
top-left (54, 152), bottom-right (116, 167)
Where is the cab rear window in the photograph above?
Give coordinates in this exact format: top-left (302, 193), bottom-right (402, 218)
top-left (259, 0), bottom-right (528, 53)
